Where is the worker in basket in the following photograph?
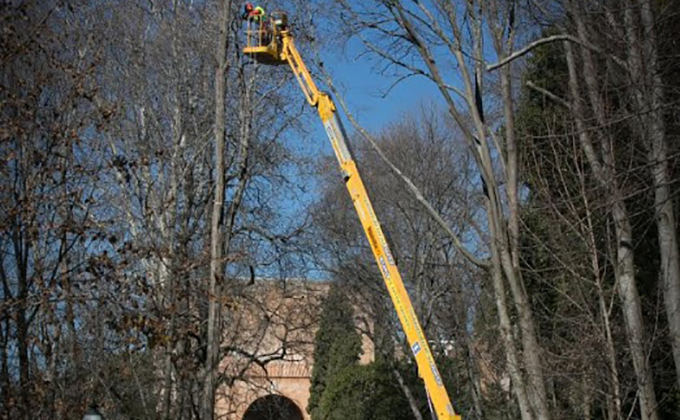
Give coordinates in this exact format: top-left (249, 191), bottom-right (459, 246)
top-left (242, 3), bottom-right (265, 22)
top-left (242, 3), bottom-right (270, 46)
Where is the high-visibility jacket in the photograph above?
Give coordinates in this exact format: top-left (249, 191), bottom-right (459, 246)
top-left (251, 6), bottom-right (265, 20)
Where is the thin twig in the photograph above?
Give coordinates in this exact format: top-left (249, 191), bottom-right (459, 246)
top-left (525, 80), bottom-right (572, 109)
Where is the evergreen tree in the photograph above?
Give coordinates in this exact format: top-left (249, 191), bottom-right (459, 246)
top-left (317, 361), bottom-right (414, 420)
top-left (308, 282), bottom-right (362, 419)
top-left (308, 281), bottom-right (447, 420)
top-left (516, 25), bottom-right (680, 418)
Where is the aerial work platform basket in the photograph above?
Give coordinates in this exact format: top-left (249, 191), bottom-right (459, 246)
top-left (243, 11), bottom-right (288, 65)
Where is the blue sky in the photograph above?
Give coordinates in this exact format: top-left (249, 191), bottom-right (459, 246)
top-left (280, 35), bottom-right (449, 183)
top-left (273, 36), bottom-right (451, 279)
top-left (321, 50), bottom-right (444, 133)
top-left (277, 34), bottom-right (448, 186)
top-left (328, 33), bottom-right (455, 133)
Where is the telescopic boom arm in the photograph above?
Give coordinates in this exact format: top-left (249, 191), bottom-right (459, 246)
top-left (244, 17), bottom-right (461, 420)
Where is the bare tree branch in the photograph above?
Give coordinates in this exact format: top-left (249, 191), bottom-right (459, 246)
top-left (487, 34), bottom-right (626, 71)
top-left (315, 63), bottom-right (490, 269)
top-left (526, 80), bottom-right (572, 109)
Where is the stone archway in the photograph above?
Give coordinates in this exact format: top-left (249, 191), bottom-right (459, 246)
top-left (242, 395), bottom-right (304, 420)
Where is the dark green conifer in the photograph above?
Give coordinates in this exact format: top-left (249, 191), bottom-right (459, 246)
top-left (308, 282), bottom-right (362, 419)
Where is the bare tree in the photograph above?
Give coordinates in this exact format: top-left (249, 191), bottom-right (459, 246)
top-left (618, 0), bottom-right (680, 389)
top-left (319, 1), bottom-right (552, 418)
top-left (203, 0), bottom-right (234, 418)
top-left (2, 1), bottom-right (316, 418)
top-left (1, 1), bottom-right (118, 418)
top-left (309, 107), bottom-right (509, 419)
top-left (515, 1), bottom-right (674, 417)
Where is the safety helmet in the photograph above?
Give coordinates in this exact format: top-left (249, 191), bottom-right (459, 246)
top-left (245, 3), bottom-right (253, 10)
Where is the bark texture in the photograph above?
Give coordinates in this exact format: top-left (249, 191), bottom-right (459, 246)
top-left (564, 37), bottom-right (659, 420)
top-left (201, 1), bottom-right (231, 418)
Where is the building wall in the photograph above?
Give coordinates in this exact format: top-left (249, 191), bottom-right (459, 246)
top-left (215, 280), bottom-right (374, 420)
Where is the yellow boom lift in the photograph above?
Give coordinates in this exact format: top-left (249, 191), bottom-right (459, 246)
top-left (244, 12), bottom-right (461, 420)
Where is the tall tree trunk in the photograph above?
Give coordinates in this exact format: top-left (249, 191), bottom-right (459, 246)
top-left (401, 4), bottom-right (536, 416)
top-left (499, 65), bottom-right (550, 420)
top-left (489, 240), bottom-right (534, 420)
top-left (162, 262), bottom-right (176, 420)
top-left (162, 58), bottom-right (185, 418)
top-left (583, 168), bottom-right (622, 420)
top-left (392, 365), bottom-right (425, 420)
top-left (609, 205), bottom-right (658, 420)
top-left (464, 336), bottom-right (485, 420)
top-left (1, 301), bottom-right (10, 418)
top-left (13, 225), bottom-right (29, 420)
top-left (201, 1), bottom-right (230, 418)
top-left (581, 375), bottom-right (593, 420)
top-left (489, 6), bottom-right (550, 413)
top-left (333, 2), bottom-right (545, 417)
top-left (17, 290), bottom-right (28, 420)
top-left (564, 39), bottom-right (659, 420)
top-left (485, 3), bottom-right (551, 417)
top-left (595, 263), bottom-right (621, 420)
top-left (623, 0), bottom-right (680, 388)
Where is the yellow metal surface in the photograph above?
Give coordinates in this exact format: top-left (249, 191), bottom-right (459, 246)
top-left (243, 45), bottom-right (285, 65)
top-left (243, 18), bottom-right (286, 65)
top-left (280, 35), bottom-right (320, 106)
top-left (341, 160), bottom-right (461, 420)
top-left (243, 21), bottom-right (462, 420)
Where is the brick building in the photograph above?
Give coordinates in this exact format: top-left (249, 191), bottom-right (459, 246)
top-left (214, 280), bottom-right (374, 420)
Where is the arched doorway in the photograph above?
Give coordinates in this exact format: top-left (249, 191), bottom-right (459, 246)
top-left (242, 395), bottom-right (304, 420)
